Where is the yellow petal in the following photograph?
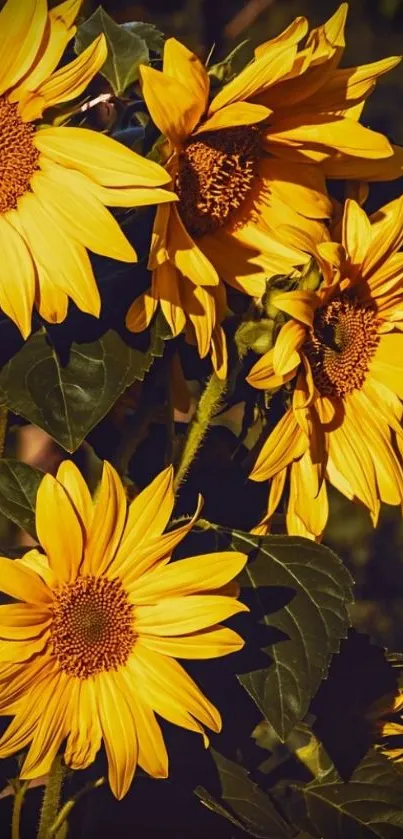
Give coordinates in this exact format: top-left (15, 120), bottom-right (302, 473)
top-left (30, 166), bottom-right (136, 262)
top-left (96, 671), bottom-right (138, 799)
top-left (251, 468), bottom-right (287, 535)
top-left (56, 460), bottom-right (93, 532)
top-left (211, 323), bottom-right (228, 380)
top-left (209, 43), bottom-right (298, 113)
top-left (115, 466), bottom-right (175, 567)
top-left (36, 473), bottom-right (83, 583)
top-left (30, 34), bottom-right (107, 114)
top-left (267, 114), bottom-right (394, 159)
top-left (0, 555), bottom-right (52, 605)
top-left (274, 290), bottom-right (317, 327)
top-left (35, 125), bottom-right (170, 187)
top-left (135, 594), bottom-right (248, 636)
top-left (250, 409), bottom-right (307, 481)
top-left (182, 283), bottom-right (215, 359)
top-left (255, 17), bottom-right (308, 57)
top-left (16, 190), bottom-right (101, 317)
top-left (64, 678), bottom-right (102, 770)
top-left (195, 102), bottom-right (270, 134)
top-left (85, 462), bottom-right (127, 576)
top-left (130, 551), bottom-right (246, 604)
top-left (87, 181), bottom-right (176, 208)
top-left (35, 265), bottom-right (69, 324)
top-left (327, 409), bottom-right (379, 515)
top-left (0, 603), bottom-right (50, 640)
top-left (0, 0), bottom-right (47, 94)
top-left (198, 228), bottom-right (267, 298)
top-left (167, 206), bottom-right (219, 287)
top-left (0, 668), bottom-right (58, 759)
top-left (119, 497), bottom-right (204, 586)
top-left (155, 262), bottom-right (186, 336)
top-left (342, 198), bottom-right (371, 271)
top-left (139, 63), bottom-right (203, 146)
top-left (10, 0), bottom-right (81, 102)
top-left (303, 56), bottom-right (401, 113)
top-left (288, 452), bottom-right (329, 537)
top-left (322, 144), bottom-right (403, 181)
top-left (138, 625), bottom-right (244, 659)
top-left (0, 656), bottom-right (46, 715)
top-left (125, 290), bottom-right (158, 333)
top-left (120, 684), bottom-right (168, 778)
top-left (20, 673), bottom-right (71, 779)
top-left (0, 214), bottom-right (35, 338)
top-left (273, 319), bottom-right (306, 375)
top-left (129, 646), bottom-right (221, 733)
top-left (363, 195), bottom-right (403, 278)
top-left (163, 38), bottom-right (209, 127)
top-left (259, 157), bottom-right (332, 219)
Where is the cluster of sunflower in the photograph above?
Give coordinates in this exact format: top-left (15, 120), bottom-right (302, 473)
top-left (1, 0), bottom-right (403, 835)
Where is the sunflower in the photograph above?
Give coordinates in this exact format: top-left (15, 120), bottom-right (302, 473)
top-left (247, 197), bottom-right (403, 539)
top-left (0, 0), bottom-right (175, 338)
top-left (0, 461), bottom-right (247, 798)
top-left (126, 3), bottom-right (402, 376)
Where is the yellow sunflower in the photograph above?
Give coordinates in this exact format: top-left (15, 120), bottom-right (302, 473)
top-left (126, 3), bottom-right (402, 376)
top-left (0, 0), bottom-right (175, 338)
top-left (0, 461), bottom-right (247, 798)
top-left (247, 196), bottom-right (403, 539)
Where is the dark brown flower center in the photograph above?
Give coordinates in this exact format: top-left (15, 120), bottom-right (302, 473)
top-left (303, 295), bottom-right (379, 397)
top-left (176, 125), bottom-right (261, 238)
top-left (0, 96), bottom-right (39, 214)
top-left (50, 575), bottom-right (135, 678)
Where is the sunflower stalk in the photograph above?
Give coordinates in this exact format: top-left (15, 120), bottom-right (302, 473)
top-left (37, 756), bottom-right (65, 839)
top-left (45, 777), bottom-right (105, 839)
top-left (11, 780), bottom-right (29, 839)
top-left (174, 373), bottom-right (226, 489)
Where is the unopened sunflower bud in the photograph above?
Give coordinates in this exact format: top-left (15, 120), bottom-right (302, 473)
top-left (250, 321), bottom-right (275, 354)
top-left (300, 258), bottom-right (322, 292)
top-left (235, 319), bottom-right (275, 356)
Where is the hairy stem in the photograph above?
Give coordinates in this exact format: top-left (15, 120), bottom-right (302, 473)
top-left (11, 781), bottom-right (29, 839)
top-left (174, 373), bottom-right (226, 490)
top-left (37, 757), bottom-right (65, 839)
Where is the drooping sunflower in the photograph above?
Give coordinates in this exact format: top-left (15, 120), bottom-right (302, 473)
top-left (247, 197), bottom-right (403, 539)
top-left (0, 0), bottom-right (175, 338)
top-left (0, 461), bottom-right (247, 798)
top-left (126, 3), bottom-right (402, 376)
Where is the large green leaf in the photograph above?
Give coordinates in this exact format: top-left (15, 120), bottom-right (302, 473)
top-left (293, 749), bottom-right (403, 839)
top-left (229, 531), bottom-right (353, 742)
top-left (195, 750), bottom-right (293, 838)
top-left (0, 318), bottom-right (169, 453)
top-left (0, 460), bottom-right (42, 538)
top-left (75, 7), bottom-right (152, 95)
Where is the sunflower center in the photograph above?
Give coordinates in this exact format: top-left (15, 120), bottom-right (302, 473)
top-left (50, 575), bottom-right (135, 679)
top-left (303, 295), bottom-right (379, 397)
top-left (0, 96), bottom-right (40, 214)
top-left (176, 125), bottom-right (260, 237)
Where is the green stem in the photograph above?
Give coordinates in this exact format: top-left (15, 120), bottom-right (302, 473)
top-left (11, 781), bottom-right (29, 839)
top-left (37, 756), bottom-right (65, 839)
top-left (46, 777), bottom-right (105, 839)
top-left (0, 405), bottom-right (8, 458)
top-left (174, 373), bottom-right (226, 490)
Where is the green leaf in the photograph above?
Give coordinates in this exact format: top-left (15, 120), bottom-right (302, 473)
top-left (0, 460), bottom-right (42, 539)
top-left (0, 317), bottom-right (170, 453)
top-left (122, 22), bottom-right (164, 53)
top-left (230, 531), bottom-right (353, 742)
top-left (75, 7), bottom-right (149, 95)
top-left (195, 750), bottom-right (293, 838)
top-left (293, 749), bottom-right (403, 839)
top-left (209, 41), bottom-right (252, 86)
